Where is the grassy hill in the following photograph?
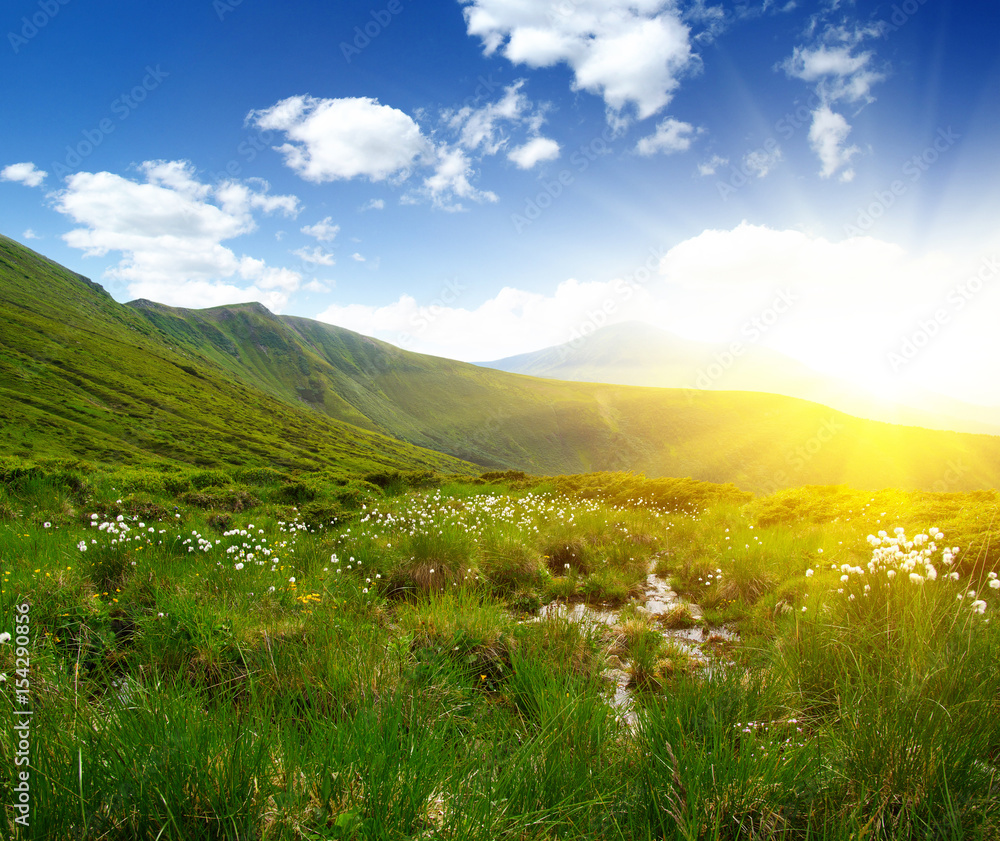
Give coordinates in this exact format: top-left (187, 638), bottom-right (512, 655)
top-left (0, 235), bottom-right (473, 476)
top-left (3, 234), bottom-right (1000, 493)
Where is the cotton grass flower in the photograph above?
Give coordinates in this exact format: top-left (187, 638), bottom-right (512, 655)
top-left (0, 632), bottom-right (10, 644)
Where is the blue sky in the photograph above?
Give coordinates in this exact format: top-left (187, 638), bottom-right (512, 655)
top-left (2, 0), bottom-right (999, 405)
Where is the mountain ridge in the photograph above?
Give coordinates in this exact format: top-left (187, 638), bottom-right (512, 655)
top-left (481, 320), bottom-right (1000, 436)
top-left (3, 234), bottom-right (1000, 493)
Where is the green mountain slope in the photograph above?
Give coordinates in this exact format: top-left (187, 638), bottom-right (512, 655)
top-left (3, 234), bottom-right (1000, 493)
top-left (0, 235), bottom-right (474, 475)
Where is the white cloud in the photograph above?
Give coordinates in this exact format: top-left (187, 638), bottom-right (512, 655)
top-left (508, 136), bottom-right (561, 169)
top-left (808, 105), bottom-right (858, 179)
top-left (445, 80), bottom-right (559, 171)
top-left (360, 199), bottom-right (385, 211)
top-left (742, 144), bottom-right (783, 178)
top-left (1, 162), bottom-right (47, 187)
top-left (781, 21), bottom-right (886, 179)
top-left (781, 35), bottom-right (886, 105)
top-left (292, 246), bottom-right (336, 266)
top-left (316, 276), bottom-right (657, 360)
top-left (216, 178), bottom-right (300, 217)
top-left (304, 279), bottom-right (331, 293)
top-left (697, 154), bottom-right (728, 176)
top-left (315, 222), bottom-right (995, 401)
top-left (301, 217), bottom-right (340, 242)
top-left (635, 118), bottom-right (698, 156)
top-left (22, 229), bottom-right (41, 240)
top-left (248, 96), bottom-right (430, 183)
top-left (651, 222), bottom-right (978, 392)
top-left (447, 80), bottom-right (542, 155)
top-left (461, 1), bottom-right (697, 122)
top-left (52, 160), bottom-right (303, 311)
top-left (418, 146), bottom-right (498, 211)
top-left (352, 253), bottom-right (366, 262)
top-left (251, 93), bottom-right (523, 209)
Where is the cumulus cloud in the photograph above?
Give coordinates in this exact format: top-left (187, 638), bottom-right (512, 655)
top-left (52, 160), bottom-right (303, 311)
top-left (808, 105), bottom-right (858, 180)
top-left (1, 162), bottom-right (47, 187)
top-left (22, 228), bottom-right (41, 240)
top-left (742, 144), bottom-right (783, 178)
top-left (247, 96), bottom-right (430, 183)
top-left (301, 217), bottom-right (340, 242)
top-left (508, 136), bottom-right (561, 169)
top-left (781, 32), bottom-right (887, 105)
top-left (651, 222), bottom-right (974, 391)
top-left (697, 154), bottom-right (728, 176)
top-left (292, 246), bottom-right (336, 266)
top-left (781, 21), bottom-right (886, 179)
top-left (635, 118), bottom-right (699, 156)
top-left (447, 80), bottom-right (543, 154)
top-left (417, 146), bottom-right (499, 211)
top-left (461, 0), bottom-right (697, 122)
top-left (316, 276), bottom-right (658, 360)
top-left (250, 90), bottom-right (545, 209)
top-left (315, 221), bottom-right (988, 399)
top-left (441, 79), bottom-right (560, 174)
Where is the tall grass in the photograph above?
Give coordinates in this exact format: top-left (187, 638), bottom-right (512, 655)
top-left (0, 469), bottom-right (998, 839)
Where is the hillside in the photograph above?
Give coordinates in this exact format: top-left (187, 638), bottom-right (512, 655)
top-left (3, 234), bottom-right (1000, 492)
top-left (0, 235), bottom-right (474, 476)
top-left (482, 321), bottom-right (1000, 435)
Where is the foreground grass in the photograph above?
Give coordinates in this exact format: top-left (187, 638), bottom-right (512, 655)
top-left (1, 465), bottom-right (999, 839)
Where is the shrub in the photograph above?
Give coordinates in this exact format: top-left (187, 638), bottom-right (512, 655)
top-left (275, 480), bottom-right (318, 504)
top-left (300, 500), bottom-right (353, 528)
top-left (188, 469), bottom-right (232, 490)
top-left (231, 466), bottom-right (287, 486)
top-left (181, 489), bottom-right (259, 512)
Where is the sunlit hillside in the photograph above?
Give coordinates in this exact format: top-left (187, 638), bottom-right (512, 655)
top-left (3, 235), bottom-right (1000, 494)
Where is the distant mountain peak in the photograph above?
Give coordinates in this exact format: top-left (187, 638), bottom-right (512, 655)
top-left (480, 321), bottom-right (1000, 435)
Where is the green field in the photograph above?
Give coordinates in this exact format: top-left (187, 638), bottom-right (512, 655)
top-left (1, 464), bottom-right (998, 840)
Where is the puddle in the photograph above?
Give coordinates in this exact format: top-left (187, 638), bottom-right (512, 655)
top-left (538, 601), bottom-right (619, 627)
top-left (533, 564), bottom-right (739, 725)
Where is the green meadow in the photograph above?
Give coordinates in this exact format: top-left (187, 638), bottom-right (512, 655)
top-left (1, 463), bottom-right (998, 840)
top-left (3, 237), bottom-right (1000, 838)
